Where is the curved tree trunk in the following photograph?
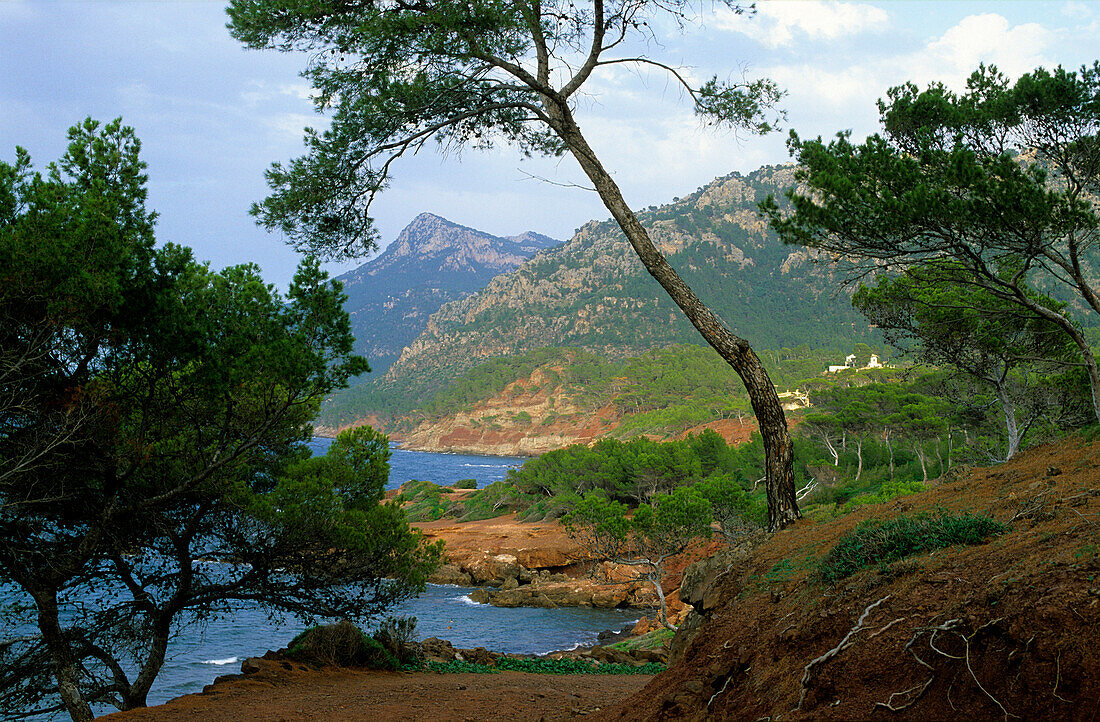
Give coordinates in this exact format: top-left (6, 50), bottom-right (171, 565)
top-left (34, 592), bottom-right (95, 722)
top-left (993, 381), bottom-right (1021, 460)
top-left (550, 107), bottom-right (799, 531)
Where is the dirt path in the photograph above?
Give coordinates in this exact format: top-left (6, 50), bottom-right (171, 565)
top-left (102, 666), bottom-right (652, 722)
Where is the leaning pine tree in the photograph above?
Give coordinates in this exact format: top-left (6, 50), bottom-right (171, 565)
top-left (227, 0), bottom-right (800, 530)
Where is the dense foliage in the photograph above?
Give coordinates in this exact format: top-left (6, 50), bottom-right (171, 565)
top-left (820, 511), bottom-right (1007, 582)
top-left (322, 343), bottom-right (889, 434)
top-left (0, 121), bottom-right (440, 721)
top-left (769, 61), bottom-right (1100, 421)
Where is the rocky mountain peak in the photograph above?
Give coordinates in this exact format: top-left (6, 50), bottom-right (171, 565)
top-left (332, 213), bottom-right (561, 376)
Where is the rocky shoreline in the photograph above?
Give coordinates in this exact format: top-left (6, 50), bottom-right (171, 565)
top-left (413, 515), bottom-right (694, 625)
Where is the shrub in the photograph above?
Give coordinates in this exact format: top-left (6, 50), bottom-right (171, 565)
top-left (286, 621), bottom-right (398, 669)
top-left (373, 615), bottom-right (421, 666)
top-left (821, 511), bottom-right (1007, 582)
top-left (453, 478), bottom-right (477, 489)
top-left (424, 658), bottom-right (664, 675)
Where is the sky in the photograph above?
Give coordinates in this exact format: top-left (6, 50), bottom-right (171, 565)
top-left (1, 1), bottom-right (1097, 288)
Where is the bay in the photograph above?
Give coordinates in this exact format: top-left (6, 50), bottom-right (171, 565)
top-left (307, 437), bottom-right (527, 490)
top-left (8, 445), bottom-right (641, 719)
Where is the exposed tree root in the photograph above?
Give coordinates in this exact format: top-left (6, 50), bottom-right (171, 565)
top-left (796, 595), bottom-right (890, 710)
top-left (874, 616), bottom-right (1018, 720)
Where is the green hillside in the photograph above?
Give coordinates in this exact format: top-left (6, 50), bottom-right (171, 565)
top-left (319, 164), bottom-right (880, 429)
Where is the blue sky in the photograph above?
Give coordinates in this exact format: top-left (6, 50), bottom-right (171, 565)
top-left (1, 1), bottom-right (1097, 287)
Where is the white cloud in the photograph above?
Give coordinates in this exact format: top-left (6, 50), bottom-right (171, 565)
top-left (240, 82), bottom-right (316, 107)
top-left (0, 0), bottom-right (35, 21)
top-left (263, 112), bottom-right (321, 143)
top-left (714, 1), bottom-right (889, 48)
top-left (756, 11), bottom-right (1060, 141)
top-left (922, 14), bottom-right (1055, 82)
top-left (1061, 2), bottom-right (1093, 20)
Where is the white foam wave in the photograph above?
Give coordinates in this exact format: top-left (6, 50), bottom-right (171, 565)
top-left (202, 656), bottom-right (239, 666)
top-left (452, 594), bottom-right (483, 606)
top-left (537, 640), bottom-right (587, 655)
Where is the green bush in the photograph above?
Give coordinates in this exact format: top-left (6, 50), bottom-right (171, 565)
top-left (453, 478), bottom-right (478, 489)
top-left (373, 615), bottom-right (421, 667)
top-left (286, 621), bottom-right (398, 670)
top-left (843, 479), bottom-right (925, 510)
top-left (821, 510), bottom-right (1006, 582)
top-left (424, 658), bottom-right (664, 675)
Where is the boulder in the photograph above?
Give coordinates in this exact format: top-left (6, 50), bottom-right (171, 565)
top-left (678, 537), bottom-right (761, 610)
top-left (591, 585), bottom-right (631, 608)
top-left (429, 563), bottom-right (474, 586)
top-left (420, 637), bottom-right (458, 663)
top-left (667, 609), bottom-right (707, 665)
top-left (485, 587), bottom-right (532, 607)
top-left (455, 646), bottom-right (498, 666)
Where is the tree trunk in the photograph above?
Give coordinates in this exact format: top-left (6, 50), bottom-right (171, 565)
top-left (33, 591), bottom-right (95, 722)
top-left (914, 442), bottom-right (928, 483)
top-left (125, 622), bottom-right (170, 709)
top-left (551, 109), bottom-right (799, 531)
top-left (819, 431), bottom-right (839, 466)
top-left (854, 436), bottom-right (863, 482)
top-left (651, 570), bottom-right (675, 630)
top-left (993, 381), bottom-right (1021, 460)
top-left (885, 428), bottom-right (895, 480)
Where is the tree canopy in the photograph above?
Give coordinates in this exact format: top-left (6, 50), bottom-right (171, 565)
top-left (766, 62), bottom-right (1100, 421)
top-left (853, 261), bottom-right (1075, 459)
top-left (0, 120), bottom-right (440, 722)
top-left (227, 0), bottom-right (802, 530)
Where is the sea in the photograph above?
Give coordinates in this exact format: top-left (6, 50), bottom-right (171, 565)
top-left (6, 443), bottom-right (642, 718)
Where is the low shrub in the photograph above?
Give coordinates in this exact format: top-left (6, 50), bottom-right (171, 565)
top-left (285, 621), bottom-right (398, 670)
top-left (606, 628), bottom-right (674, 652)
top-left (821, 510), bottom-right (1007, 583)
top-left (453, 478), bottom-right (477, 489)
top-left (373, 615), bottom-right (421, 667)
top-left (424, 658), bottom-right (664, 675)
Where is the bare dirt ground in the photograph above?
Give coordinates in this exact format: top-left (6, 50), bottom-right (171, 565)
top-left (413, 513), bottom-right (587, 570)
top-left (596, 437), bottom-right (1100, 721)
top-left (102, 660), bottom-right (651, 722)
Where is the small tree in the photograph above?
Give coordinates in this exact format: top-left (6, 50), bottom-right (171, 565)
top-left (227, 0), bottom-right (801, 531)
top-left (695, 473), bottom-right (761, 544)
top-left (854, 261), bottom-right (1075, 459)
top-left (0, 121), bottom-right (441, 722)
top-left (563, 487), bottom-right (711, 628)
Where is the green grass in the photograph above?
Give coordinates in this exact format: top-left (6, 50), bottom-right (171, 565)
top-left (423, 658), bottom-right (664, 675)
top-left (606, 628), bottom-right (673, 652)
top-left (821, 510), bottom-right (1007, 583)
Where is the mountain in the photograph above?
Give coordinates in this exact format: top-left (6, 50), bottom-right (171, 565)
top-left (316, 164), bottom-right (881, 432)
top-left (382, 165), bottom-right (872, 394)
top-left (335, 213), bottom-right (560, 375)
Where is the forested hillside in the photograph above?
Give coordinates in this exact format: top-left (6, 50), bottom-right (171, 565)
top-left (320, 165), bottom-right (878, 428)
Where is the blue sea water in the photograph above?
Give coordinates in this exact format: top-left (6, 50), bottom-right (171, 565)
top-left (6, 445), bottom-right (638, 718)
top-left (307, 437), bottom-right (527, 490)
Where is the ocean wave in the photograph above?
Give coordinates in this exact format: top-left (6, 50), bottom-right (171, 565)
top-left (201, 657), bottom-right (239, 666)
top-left (452, 594), bottom-right (483, 606)
top-left (538, 640), bottom-right (587, 655)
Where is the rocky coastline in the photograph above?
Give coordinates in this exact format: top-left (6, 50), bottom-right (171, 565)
top-left (413, 514), bottom-right (695, 625)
